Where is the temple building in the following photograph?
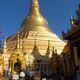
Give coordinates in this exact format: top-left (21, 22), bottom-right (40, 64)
top-left (62, 5), bottom-right (80, 80)
top-left (0, 0), bottom-right (66, 77)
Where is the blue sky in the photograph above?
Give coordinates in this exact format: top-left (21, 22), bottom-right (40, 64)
top-left (0, 0), bottom-right (80, 38)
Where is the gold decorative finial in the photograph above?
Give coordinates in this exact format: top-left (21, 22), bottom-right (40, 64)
top-left (70, 16), bottom-right (74, 24)
top-left (52, 46), bottom-right (55, 57)
top-left (70, 16), bottom-right (76, 27)
top-left (31, 0), bottom-right (39, 8)
top-left (46, 40), bottom-right (50, 56)
top-left (20, 33), bottom-right (23, 50)
top-left (70, 9), bottom-right (76, 27)
top-left (29, 0), bottom-right (40, 16)
top-left (3, 36), bottom-right (7, 54)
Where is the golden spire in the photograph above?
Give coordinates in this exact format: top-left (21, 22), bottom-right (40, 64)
top-left (70, 16), bottom-right (76, 27)
top-left (70, 10), bottom-right (76, 27)
top-left (3, 37), bottom-right (7, 54)
top-left (20, 34), bottom-right (23, 50)
top-left (27, 0), bottom-right (48, 26)
top-left (46, 40), bottom-right (50, 56)
top-left (29, 0), bottom-right (40, 16)
top-left (70, 16), bottom-right (74, 24)
top-left (31, 0), bottom-right (39, 8)
top-left (20, 0), bottom-right (50, 32)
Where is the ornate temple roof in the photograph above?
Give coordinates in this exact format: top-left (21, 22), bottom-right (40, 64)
top-left (62, 4), bottom-right (80, 39)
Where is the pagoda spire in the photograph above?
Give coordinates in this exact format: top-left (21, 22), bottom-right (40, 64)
top-left (31, 0), bottom-right (39, 8)
top-left (20, 0), bottom-right (50, 32)
top-left (70, 16), bottom-right (74, 25)
top-left (46, 40), bottom-right (50, 56)
top-left (70, 16), bottom-right (76, 27)
top-left (3, 36), bottom-right (7, 54)
top-left (29, 0), bottom-right (41, 16)
top-left (70, 10), bottom-right (76, 27)
top-left (20, 33), bottom-right (23, 50)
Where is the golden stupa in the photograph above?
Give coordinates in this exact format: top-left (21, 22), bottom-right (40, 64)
top-left (4, 0), bottom-right (66, 74)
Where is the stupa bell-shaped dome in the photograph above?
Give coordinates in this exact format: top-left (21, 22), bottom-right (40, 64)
top-left (20, 0), bottom-right (51, 32)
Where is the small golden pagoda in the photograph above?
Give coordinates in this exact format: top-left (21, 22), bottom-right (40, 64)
top-left (9, 32), bottom-right (26, 74)
top-left (0, 54), bottom-right (4, 76)
top-left (5, 0), bottom-right (66, 74)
